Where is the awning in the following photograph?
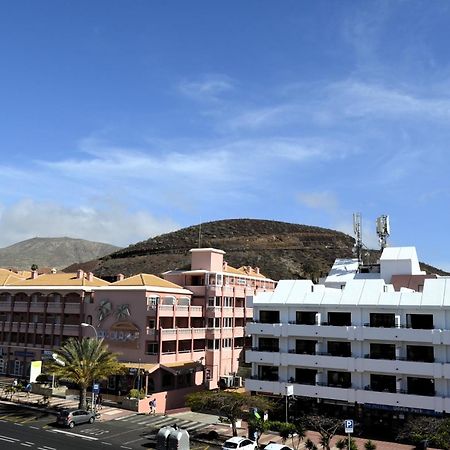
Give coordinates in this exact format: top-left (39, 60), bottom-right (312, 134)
top-left (121, 362), bottom-right (159, 373)
top-left (160, 361), bottom-right (200, 375)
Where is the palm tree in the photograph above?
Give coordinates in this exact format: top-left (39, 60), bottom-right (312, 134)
top-left (48, 337), bottom-right (124, 409)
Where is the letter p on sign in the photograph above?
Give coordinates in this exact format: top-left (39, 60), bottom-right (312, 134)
top-left (345, 420), bottom-right (354, 433)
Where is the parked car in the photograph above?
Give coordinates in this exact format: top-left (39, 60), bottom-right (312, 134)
top-left (222, 437), bottom-right (257, 450)
top-left (263, 444), bottom-right (294, 450)
top-left (56, 409), bottom-right (95, 428)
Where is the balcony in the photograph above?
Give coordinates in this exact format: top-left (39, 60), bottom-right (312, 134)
top-left (160, 327), bottom-right (206, 340)
top-left (245, 378), bottom-right (444, 411)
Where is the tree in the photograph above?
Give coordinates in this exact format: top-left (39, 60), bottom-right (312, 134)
top-left (305, 438), bottom-right (318, 450)
top-left (47, 337), bottom-right (124, 409)
top-left (30, 264), bottom-right (38, 271)
top-left (364, 440), bottom-right (376, 450)
top-left (336, 437), bottom-right (358, 450)
top-left (397, 416), bottom-right (450, 450)
top-left (269, 421), bottom-right (306, 450)
top-left (304, 415), bottom-right (342, 450)
top-left (186, 390), bottom-right (273, 437)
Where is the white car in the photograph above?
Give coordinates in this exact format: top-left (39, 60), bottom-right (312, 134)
top-left (263, 444), bottom-right (294, 450)
top-left (222, 437), bottom-right (257, 450)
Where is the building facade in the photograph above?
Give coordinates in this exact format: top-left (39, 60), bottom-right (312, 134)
top-left (246, 246), bottom-right (450, 421)
top-left (0, 248), bottom-right (275, 410)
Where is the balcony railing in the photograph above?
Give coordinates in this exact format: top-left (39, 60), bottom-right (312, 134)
top-left (364, 385), bottom-right (436, 396)
top-left (364, 354), bottom-right (435, 363)
top-left (251, 346), bottom-right (280, 352)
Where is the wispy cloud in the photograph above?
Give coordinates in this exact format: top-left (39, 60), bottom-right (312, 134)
top-left (177, 74), bottom-right (235, 102)
top-left (297, 191), bottom-right (338, 213)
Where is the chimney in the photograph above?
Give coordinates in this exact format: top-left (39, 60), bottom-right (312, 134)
top-left (77, 269), bottom-right (84, 279)
top-left (117, 273), bottom-right (125, 281)
top-left (87, 272), bottom-right (94, 282)
top-left (255, 267), bottom-right (260, 274)
top-left (223, 261), bottom-right (228, 271)
top-left (31, 270), bottom-right (38, 280)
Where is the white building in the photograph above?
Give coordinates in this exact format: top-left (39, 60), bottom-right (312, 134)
top-left (245, 246), bottom-right (449, 418)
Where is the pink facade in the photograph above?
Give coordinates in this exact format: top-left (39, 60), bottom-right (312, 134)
top-left (0, 249), bottom-right (275, 412)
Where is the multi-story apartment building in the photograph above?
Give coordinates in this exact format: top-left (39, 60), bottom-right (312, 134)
top-left (246, 246), bottom-right (450, 424)
top-left (0, 248), bottom-right (275, 411)
top-left (163, 248), bottom-right (276, 389)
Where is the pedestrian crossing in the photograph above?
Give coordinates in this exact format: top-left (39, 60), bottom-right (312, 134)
top-left (114, 413), bottom-right (209, 434)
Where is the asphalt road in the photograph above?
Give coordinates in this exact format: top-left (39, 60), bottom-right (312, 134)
top-left (0, 403), bottom-right (220, 450)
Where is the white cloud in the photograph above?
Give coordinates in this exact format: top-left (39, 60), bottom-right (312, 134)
top-left (178, 74), bottom-right (234, 101)
top-left (0, 199), bottom-right (178, 248)
top-left (297, 191), bottom-right (338, 213)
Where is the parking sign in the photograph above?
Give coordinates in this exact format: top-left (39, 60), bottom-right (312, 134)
top-left (345, 419), bottom-right (354, 433)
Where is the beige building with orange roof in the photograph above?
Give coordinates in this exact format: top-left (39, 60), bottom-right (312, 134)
top-left (0, 269), bottom-right (108, 377)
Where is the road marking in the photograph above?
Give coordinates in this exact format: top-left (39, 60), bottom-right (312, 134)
top-left (100, 442), bottom-right (112, 445)
top-left (30, 426), bottom-right (40, 430)
top-left (120, 447), bottom-right (132, 449)
top-left (41, 446), bottom-right (57, 450)
top-left (20, 443), bottom-right (33, 447)
top-left (0, 434), bottom-right (19, 441)
top-left (14, 422), bottom-right (24, 426)
top-left (49, 429), bottom-right (99, 440)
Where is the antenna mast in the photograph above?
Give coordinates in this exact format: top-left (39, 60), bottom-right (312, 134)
top-left (353, 212), bottom-right (363, 264)
top-left (198, 223), bottom-right (202, 248)
top-left (376, 215), bottom-right (390, 249)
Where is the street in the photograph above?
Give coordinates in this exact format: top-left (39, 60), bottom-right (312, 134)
top-left (0, 403), bottom-right (220, 450)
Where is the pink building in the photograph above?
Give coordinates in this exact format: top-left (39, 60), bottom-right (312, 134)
top-left (163, 248), bottom-right (276, 390)
top-left (0, 248), bottom-right (275, 412)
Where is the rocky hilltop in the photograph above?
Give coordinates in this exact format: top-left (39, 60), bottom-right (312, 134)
top-left (0, 237), bottom-right (121, 270)
top-left (65, 219), bottom-right (358, 280)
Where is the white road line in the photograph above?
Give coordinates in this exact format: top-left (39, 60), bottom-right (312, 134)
top-left (29, 426), bottom-right (40, 430)
top-left (0, 437), bottom-right (18, 443)
top-left (20, 444), bottom-right (32, 447)
top-left (100, 442), bottom-right (112, 445)
top-left (49, 429), bottom-right (99, 440)
top-left (0, 434), bottom-right (19, 441)
top-left (120, 447), bottom-right (132, 449)
top-left (41, 446), bottom-right (57, 450)
top-left (14, 423), bottom-right (24, 426)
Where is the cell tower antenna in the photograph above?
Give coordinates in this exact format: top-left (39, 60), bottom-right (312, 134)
top-left (376, 215), bottom-right (390, 249)
top-left (353, 212), bottom-right (363, 264)
top-left (198, 222), bottom-right (202, 248)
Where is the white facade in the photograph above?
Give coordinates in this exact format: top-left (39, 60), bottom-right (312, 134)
top-left (246, 246), bottom-right (450, 415)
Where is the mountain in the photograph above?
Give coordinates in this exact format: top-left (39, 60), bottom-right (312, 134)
top-left (62, 219), bottom-right (352, 280)
top-left (64, 219), bottom-right (449, 281)
top-left (0, 237), bottom-right (121, 271)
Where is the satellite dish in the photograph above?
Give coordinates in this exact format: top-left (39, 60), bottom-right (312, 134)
top-left (52, 353), bottom-right (65, 366)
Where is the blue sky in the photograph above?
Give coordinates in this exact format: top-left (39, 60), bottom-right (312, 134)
top-left (1, 1), bottom-right (450, 270)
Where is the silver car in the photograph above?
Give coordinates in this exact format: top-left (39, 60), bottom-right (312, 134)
top-left (56, 409), bottom-right (95, 428)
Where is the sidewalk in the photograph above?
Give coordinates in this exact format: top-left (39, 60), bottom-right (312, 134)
top-left (0, 388), bottom-right (133, 422)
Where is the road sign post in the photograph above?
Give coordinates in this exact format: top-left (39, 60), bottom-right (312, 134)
top-left (345, 419), bottom-right (354, 450)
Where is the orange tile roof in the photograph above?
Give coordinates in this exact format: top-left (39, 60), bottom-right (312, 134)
top-left (0, 268), bottom-right (25, 286)
top-left (12, 272), bottom-right (109, 287)
top-left (224, 265), bottom-right (267, 279)
top-left (111, 273), bottom-right (183, 289)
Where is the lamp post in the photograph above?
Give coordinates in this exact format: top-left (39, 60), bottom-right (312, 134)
top-left (81, 322), bottom-right (98, 340)
top-left (81, 322), bottom-right (98, 412)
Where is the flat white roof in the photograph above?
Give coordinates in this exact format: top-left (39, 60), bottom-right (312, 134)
top-left (253, 278), bottom-right (450, 308)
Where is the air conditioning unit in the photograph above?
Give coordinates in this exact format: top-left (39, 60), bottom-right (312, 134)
top-left (233, 376), bottom-right (243, 388)
top-left (219, 375), bottom-right (234, 388)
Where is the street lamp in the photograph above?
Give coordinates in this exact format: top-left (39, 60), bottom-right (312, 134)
top-left (80, 322), bottom-right (98, 412)
top-left (81, 322), bottom-right (98, 340)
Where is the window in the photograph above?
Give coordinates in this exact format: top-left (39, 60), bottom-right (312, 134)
top-left (327, 370), bottom-right (351, 388)
top-left (369, 313), bottom-right (395, 328)
top-left (148, 319), bottom-right (155, 329)
top-left (259, 310), bottom-right (280, 324)
top-left (222, 338), bottom-right (232, 348)
top-left (296, 311), bottom-right (317, 325)
top-left (295, 340), bottom-right (316, 355)
top-left (258, 338), bottom-right (279, 352)
top-left (327, 312), bottom-right (351, 326)
top-left (295, 368), bottom-right (317, 385)
top-left (327, 341), bottom-right (351, 357)
top-left (146, 342), bottom-right (158, 354)
top-left (370, 374), bottom-right (396, 393)
top-left (208, 297), bottom-right (215, 307)
top-left (369, 343), bottom-right (395, 360)
top-left (147, 296), bottom-right (159, 307)
top-left (223, 318), bottom-right (233, 328)
top-left (406, 314), bottom-right (434, 329)
top-left (223, 297), bottom-right (233, 307)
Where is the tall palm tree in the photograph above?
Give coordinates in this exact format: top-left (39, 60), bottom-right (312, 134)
top-left (48, 337), bottom-right (124, 409)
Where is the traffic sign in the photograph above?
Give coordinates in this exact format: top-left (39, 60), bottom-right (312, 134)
top-left (93, 383), bottom-right (100, 394)
top-left (344, 419), bottom-right (354, 433)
